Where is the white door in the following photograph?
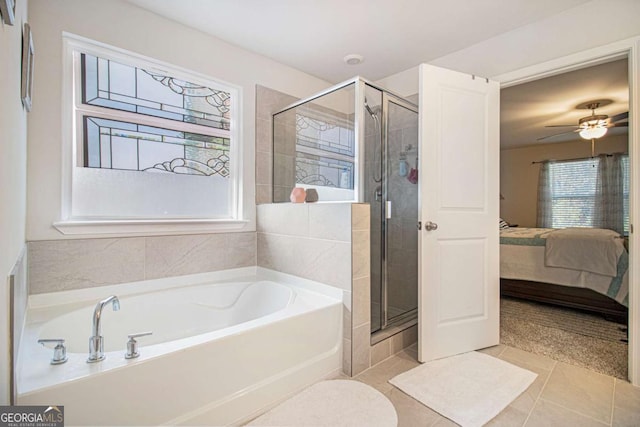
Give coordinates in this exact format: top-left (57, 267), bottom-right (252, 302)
top-left (418, 64), bottom-right (500, 362)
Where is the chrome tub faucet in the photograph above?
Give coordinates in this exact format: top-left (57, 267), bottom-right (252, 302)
top-left (87, 295), bottom-right (120, 363)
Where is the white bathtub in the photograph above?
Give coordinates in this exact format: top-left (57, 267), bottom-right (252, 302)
top-left (17, 267), bottom-right (343, 426)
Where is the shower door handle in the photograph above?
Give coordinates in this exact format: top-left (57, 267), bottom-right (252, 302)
top-left (385, 201), bottom-right (392, 219)
top-left (424, 221), bottom-right (438, 231)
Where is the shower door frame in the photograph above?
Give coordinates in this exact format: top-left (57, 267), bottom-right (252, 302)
top-left (271, 77), bottom-right (420, 339)
top-left (377, 92), bottom-right (420, 333)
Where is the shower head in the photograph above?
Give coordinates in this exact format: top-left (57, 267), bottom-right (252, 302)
top-left (364, 98), bottom-right (377, 118)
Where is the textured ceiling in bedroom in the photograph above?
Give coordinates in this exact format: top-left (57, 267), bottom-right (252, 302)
top-left (500, 59), bottom-right (629, 149)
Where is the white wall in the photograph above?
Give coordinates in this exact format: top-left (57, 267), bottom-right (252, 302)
top-left (27, 0), bottom-right (332, 241)
top-left (0, 0), bottom-right (29, 405)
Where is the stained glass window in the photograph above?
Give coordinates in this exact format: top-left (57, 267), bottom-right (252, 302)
top-left (79, 53), bottom-right (232, 177)
top-left (64, 34), bottom-right (241, 223)
top-left (82, 54), bottom-right (230, 130)
top-left (84, 117), bottom-right (229, 176)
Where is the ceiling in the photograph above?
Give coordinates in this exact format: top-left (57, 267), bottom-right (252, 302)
top-left (127, 0), bottom-right (591, 83)
top-left (125, 0), bottom-right (631, 151)
top-left (500, 59), bottom-right (629, 149)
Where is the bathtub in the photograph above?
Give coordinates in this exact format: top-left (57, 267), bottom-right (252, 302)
top-left (17, 267), bottom-right (343, 426)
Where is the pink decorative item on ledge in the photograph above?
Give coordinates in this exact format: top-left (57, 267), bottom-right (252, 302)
top-left (290, 187), bottom-right (306, 203)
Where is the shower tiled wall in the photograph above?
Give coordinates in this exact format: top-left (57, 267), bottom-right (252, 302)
top-left (386, 106), bottom-right (419, 316)
top-left (27, 233), bottom-right (256, 294)
top-left (257, 202), bottom-right (370, 376)
top-left (256, 202), bottom-right (415, 377)
top-left (256, 85), bottom-right (298, 204)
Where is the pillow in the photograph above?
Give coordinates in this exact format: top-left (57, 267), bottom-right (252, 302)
top-left (499, 218), bottom-right (510, 229)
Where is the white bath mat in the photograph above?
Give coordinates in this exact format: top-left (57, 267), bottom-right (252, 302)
top-left (389, 351), bottom-right (536, 427)
top-left (246, 379), bottom-right (397, 427)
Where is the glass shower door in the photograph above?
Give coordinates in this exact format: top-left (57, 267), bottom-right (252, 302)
top-left (383, 95), bottom-right (419, 326)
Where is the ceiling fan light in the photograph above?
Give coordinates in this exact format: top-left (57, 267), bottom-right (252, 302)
top-left (579, 126), bottom-right (608, 140)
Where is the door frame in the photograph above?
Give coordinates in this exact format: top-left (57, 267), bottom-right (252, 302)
top-left (492, 35), bottom-right (640, 385)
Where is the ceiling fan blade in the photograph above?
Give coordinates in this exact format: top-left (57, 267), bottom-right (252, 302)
top-left (610, 111), bottom-right (628, 123)
top-left (537, 129), bottom-right (579, 141)
top-left (545, 124), bottom-right (579, 128)
top-left (609, 122), bottom-right (628, 128)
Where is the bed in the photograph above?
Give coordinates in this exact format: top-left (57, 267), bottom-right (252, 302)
top-left (500, 227), bottom-right (629, 323)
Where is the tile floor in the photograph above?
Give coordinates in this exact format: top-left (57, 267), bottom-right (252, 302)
top-left (346, 344), bottom-right (640, 427)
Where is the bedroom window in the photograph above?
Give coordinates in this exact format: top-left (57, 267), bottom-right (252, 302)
top-left (537, 154), bottom-right (629, 235)
top-left (58, 35), bottom-right (243, 232)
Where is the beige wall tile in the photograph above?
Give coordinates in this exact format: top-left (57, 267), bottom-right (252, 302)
top-left (352, 323), bottom-right (371, 376)
top-left (255, 151), bottom-right (272, 187)
top-left (257, 233), bottom-right (296, 272)
top-left (145, 234), bottom-right (227, 280)
top-left (352, 276), bottom-right (370, 328)
top-left (343, 338), bottom-right (352, 377)
top-left (351, 203), bottom-right (371, 231)
top-left (257, 204), bottom-right (309, 236)
top-left (342, 290), bottom-right (352, 340)
top-left (255, 85), bottom-right (298, 121)
top-left (308, 203), bottom-right (352, 242)
top-left (371, 339), bottom-right (392, 366)
top-left (29, 238), bottom-right (145, 293)
top-left (224, 232), bottom-right (257, 269)
top-left (299, 238), bottom-right (351, 290)
top-left (352, 229), bottom-right (370, 280)
top-left (255, 118), bottom-right (272, 153)
top-left (343, 306), bottom-right (352, 340)
top-left (256, 184), bottom-right (272, 205)
top-left (258, 232), bottom-right (351, 289)
top-left (390, 325), bottom-right (418, 354)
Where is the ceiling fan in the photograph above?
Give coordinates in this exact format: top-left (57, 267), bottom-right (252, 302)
top-left (538, 99), bottom-right (628, 140)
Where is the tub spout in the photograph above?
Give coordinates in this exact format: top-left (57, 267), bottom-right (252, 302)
top-left (87, 295), bottom-right (120, 363)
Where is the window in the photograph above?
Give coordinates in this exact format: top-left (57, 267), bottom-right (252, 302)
top-left (547, 158), bottom-right (599, 228)
top-left (539, 155), bottom-right (629, 235)
top-left (59, 35), bottom-right (243, 232)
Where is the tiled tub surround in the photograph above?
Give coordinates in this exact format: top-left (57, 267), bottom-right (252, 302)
top-left (18, 267), bottom-right (342, 426)
top-left (27, 232), bottom-right (256, 294)
top-left (255, 85), bottom-right (299, 204)
top-left (257, 202), bottom-right (416, 377)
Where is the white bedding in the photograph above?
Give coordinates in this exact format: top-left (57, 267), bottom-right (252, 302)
top-left (500, 227), bottom-right (629, 307)
top-left (545, 228), bottom-right (623, 277)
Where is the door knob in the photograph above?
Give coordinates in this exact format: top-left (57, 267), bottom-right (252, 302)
top-left (425, 221), bottom-right (438, 231)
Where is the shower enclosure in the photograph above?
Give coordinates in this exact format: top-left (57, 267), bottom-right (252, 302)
top-left (272, 77), bottom-right (419, 338)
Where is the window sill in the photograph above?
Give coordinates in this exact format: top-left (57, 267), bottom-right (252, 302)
top-left (53, 218), bottom-right (251, 236)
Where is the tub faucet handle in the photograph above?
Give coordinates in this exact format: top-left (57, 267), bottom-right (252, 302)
top-left (38, 338), bottom-right (68, 365)
top-left (125, 331), bottom-right (153, 359)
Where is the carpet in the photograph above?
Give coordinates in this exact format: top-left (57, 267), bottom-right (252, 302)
top-left (501, 297), bottom-right (628, 379)
top-left (389, 351), bottom-right (536, 427)
top-left (246, 380), bottom-right (398, 427)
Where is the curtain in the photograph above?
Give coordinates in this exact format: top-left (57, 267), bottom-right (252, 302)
top-left (536, 161), bottom-right (553, 228)
top-left (594, 153), bottom-right (625, 234)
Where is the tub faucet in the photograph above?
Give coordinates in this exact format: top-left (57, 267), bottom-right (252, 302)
top-left (87, 295), bottom-right (120, 363)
